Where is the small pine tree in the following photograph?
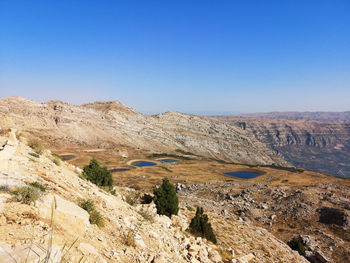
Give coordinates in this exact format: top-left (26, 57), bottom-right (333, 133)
top-left (189, 207), bottom-right (217, 244)
top-left (83, 158), bottom-right (113, 189)
top-left (153, 177), bottom-right (179, 218)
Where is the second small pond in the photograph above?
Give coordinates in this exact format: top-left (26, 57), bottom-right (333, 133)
top-left (224, 172), bottom-right (262, 179)
top-left (132, 161), bottom-right (157, 167)
top-left (161, 159), bottom-right (179, 163)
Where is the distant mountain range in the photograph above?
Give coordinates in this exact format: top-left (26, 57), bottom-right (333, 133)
top-left (0, 96), bottom-right (349, 178)
top-left (235, 111), bottom-right (350, 122)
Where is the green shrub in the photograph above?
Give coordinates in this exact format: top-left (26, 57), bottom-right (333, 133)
top-left (287, 237), bottom-right (306, 256)
top-left (0, 185), bottom-right (10, 192)
top-left (28, 181), bottom-right (47, 192)
top-left (14, 186), bottom-right (40, 205)
top-left (82, 158), bottom-right (113, 189)
top-left (53, 157), bottom-right (61, 166)
top-left (78, 199), bottom-right (104, 228)
top-left (153, 177), bottom-right (179, 218)
top-left (28, 152), bottom-right (40, 158)
top-left (78, 199), bottom-right (95, 213)
top-left (186, 205), bottom-right (194, 211)
top-left (89, 209), bottom-right (104, 228)
top-left (189, 207), bottom-right (217, 244)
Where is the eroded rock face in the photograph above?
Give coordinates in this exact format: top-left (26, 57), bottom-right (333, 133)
top-left (317, 207), bottom-right (349, 226)
top-left (37, 194), bottom-right (90, 235)
top-left (214, 116), bottom-right (350, 178)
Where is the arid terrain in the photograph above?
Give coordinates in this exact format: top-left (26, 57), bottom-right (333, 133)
top-left (0, 97), bottom-right (349, 263)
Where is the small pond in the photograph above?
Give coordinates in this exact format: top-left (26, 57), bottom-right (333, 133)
top-left (132, 161), bottom-right (157, 167)
top-left (224, 172), bottom-right (262, 179)
top-left (161, 159), bottom-right (179, 163)
top-left (109, 168), bottom-right (131, 173)
top-left (59, 154), bottom-right (77, 161)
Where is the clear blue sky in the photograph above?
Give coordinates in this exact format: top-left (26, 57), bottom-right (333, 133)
top-left (0, 0), bottom-right (349, 114)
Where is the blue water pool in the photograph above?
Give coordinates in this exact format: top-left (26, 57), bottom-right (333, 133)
top-left (224, 172), bottom-right (262, 179)
top-left (132, 161), bottom-right (157, 167)
top-left (161, 159), bottom-right (179, 163)
top-left (110, 168), bottom-right (131, 173)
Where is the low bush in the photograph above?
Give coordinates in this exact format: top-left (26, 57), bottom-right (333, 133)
top-left (189, 207), bottom-right (217, 244)
top-left (89, 209), bottom-right (104, 228)
top-left (28, 152), bottom-right (40, 158)
top-left (0, 185), bottom-right (10, 192)
top-left (287, 237), bottom-right (306, 256)
top-left (78, 199), bottom-right (104, 228)
top-left (53, 157), bottom-right (61, 166)
top-left (126, 192), bottom-right (140, 206)
top-left (28, 181), bottom-right (47, 192)
top-left (28, 138), bottom-right (44, 155)
top-left (14, 186), bottom-right (40, 205)
top-left (78, 199), bottom-right (95, 213)
top-left (124, 229), bottom-right (136, 247)
top-left (138, 209), bottom-right (154, 223)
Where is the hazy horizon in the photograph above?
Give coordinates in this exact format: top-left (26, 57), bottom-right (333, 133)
top-left (1, 1), bottom-right (349, 114)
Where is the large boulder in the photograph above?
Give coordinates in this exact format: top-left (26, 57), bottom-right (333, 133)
top-left (38, 194), bottom-right (90, 235)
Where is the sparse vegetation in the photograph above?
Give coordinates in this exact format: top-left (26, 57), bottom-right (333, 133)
top-left (189, 207), bottom-right (217, 244)
top-left (28, 152), bottom-right (40, 158)
top-left (89, 209), bottom-right (104, 228)
top-left (0, 185), bottom-right (10, 192)
top-left (124, 229), bottom-right (136, 247)
top-left (149, 153), bottom-right (194, 160)
top-left (153, 177), bottom-right (179, 218)
top-left (175, 149), bottom-right (197, 156)
top-left (82, 158), bottom-right (113, 190)
top-left (51, 153), bottom-right (62, 166)
top-left (287, 237), bottom-right (306, 256)
top-left (126, 192), bottom-right (140, 206)
top-left (186, 205), bottom-right (194, 211)
top-left (13, 186), bottom-right (41, 205)
top-left (28, 138), bottom-right (45, 155)
top-left (78, 199), bottom-right (95, 213)
top-left (138, 209), bottom-right (154, 223)
top-left (78, 199), bottom-right (104, 228)
top-left (159, 166), bottom-right (172, 172)
top-left (28, 181), bottom-right (47, 192)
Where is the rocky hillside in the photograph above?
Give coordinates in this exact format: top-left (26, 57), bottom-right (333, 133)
top-left (0, 129), bottom-right (308, 262)
top-left (0, 97), bottom-right (288, 166)
top-left (214, 116), bottom-right (350, 178)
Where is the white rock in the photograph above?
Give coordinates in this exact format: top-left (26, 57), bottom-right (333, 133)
top-left (37, 194), bottom-right (90, 235)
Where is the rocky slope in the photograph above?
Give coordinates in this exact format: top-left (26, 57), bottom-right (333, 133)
top-left (0, 129), bottom-right (308, 262)
top-left (214, 117), bottom-right (350, 178)
top-left (178, 178), bottom-right (350, 263)
top-left (0, 97), bottom-right (288, 166)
